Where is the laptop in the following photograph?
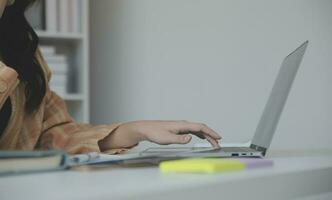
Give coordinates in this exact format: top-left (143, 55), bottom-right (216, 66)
top-left (140, 41), bottom-right (309, 159)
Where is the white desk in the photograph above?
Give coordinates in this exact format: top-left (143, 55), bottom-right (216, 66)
top-left (1, 155), bottom-right (332, 200)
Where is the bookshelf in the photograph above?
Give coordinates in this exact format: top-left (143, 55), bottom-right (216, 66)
top-left (25, 0), bottom-right (90, 123)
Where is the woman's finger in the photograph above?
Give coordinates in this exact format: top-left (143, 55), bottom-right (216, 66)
top-left (201, 124), bottom-right (222, 139)
top-left (204, 134), bottom-right (221, 148)
top-left (174, 121), bottom-right (221, 139)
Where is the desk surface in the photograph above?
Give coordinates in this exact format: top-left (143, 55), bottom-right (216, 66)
top-left (1, 155), bottom-right (332, 200)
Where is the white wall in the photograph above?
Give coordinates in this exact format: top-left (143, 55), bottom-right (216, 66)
top-left (90, 0), bottom-right (332, 151)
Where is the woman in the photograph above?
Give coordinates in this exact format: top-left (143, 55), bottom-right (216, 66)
top-left (0, 0), bottom-right (221, 154)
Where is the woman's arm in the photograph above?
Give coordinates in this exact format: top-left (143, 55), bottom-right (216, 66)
top-left (39, 89), bottom-right (221, 153)
top-left (98, 120), bottom-right (221, 151)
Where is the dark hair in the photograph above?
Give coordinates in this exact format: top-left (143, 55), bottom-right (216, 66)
top-left (0, 0), bottom-right (46, 113)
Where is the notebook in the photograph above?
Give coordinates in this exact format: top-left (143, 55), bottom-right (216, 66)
top-left (0, 150), bottom-right (69, 175)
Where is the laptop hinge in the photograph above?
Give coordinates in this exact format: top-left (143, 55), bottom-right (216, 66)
top-left (250, 144), bottom-right (267, 156)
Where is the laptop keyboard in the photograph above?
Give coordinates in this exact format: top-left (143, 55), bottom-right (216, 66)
top-left (206, 147), bottom-right (258, 153)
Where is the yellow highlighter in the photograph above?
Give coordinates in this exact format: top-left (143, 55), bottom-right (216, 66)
top-left (159, 158), bottom-right (246, 173)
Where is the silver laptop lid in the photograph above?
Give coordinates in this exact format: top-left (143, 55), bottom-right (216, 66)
top-left (250, 41), bottom-right (308, 155)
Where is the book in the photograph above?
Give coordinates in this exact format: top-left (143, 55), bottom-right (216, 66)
top-left (45, 0), bottom-right (57, 32)
top-left (50, 74), bottom-right (68, 85)
top-left (0, 150), bottom-right (69, 175)
top-left (45, 56), bottom-right (69, 74)
top-left (40, 46), bottom-right (56, 56)
top-left (58, 0), bottom-right (69, 32)
top-left (69, 0), bottom-right (80, 33)
top-left (48, 63), bottom-right (69, 74)
top-left (44, 55), bottom-right (67, 63)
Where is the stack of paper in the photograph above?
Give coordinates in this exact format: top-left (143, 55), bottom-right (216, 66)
top-left (40, 46), bottom-right (69, 95)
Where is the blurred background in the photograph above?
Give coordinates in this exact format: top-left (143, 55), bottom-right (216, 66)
top-left (26, 0), bottom-right (332, 153)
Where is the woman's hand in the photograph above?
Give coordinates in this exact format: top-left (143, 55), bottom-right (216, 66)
top-left (98, 120), bottom-right (221, 151)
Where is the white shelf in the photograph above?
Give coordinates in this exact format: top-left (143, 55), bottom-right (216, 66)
top-left (36, 31), bottom-right (84, 40)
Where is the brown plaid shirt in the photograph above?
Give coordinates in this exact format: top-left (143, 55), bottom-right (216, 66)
top-left (0, 49), bottom-right (123, 154)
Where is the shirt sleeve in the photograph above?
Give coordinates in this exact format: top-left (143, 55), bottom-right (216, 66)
top-left (38, 89), bottom-right (125, 154)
